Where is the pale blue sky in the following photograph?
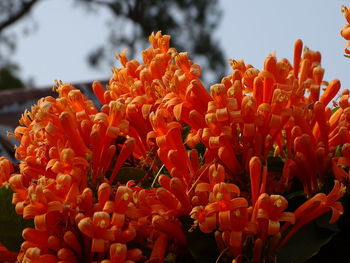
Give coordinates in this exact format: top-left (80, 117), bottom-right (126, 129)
top-left (6, 0), bottom-right (350, 91)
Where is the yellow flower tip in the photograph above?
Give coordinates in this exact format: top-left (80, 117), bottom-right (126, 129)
top-left (216, 192), bottom-right (223, 200)
top-left (54, 79), bottom-right (61, 86)
top-left (61, 148), bottom-right (75, 162)
top-left (188, 223), bottom-right (198, 232)
top-left (115, 243), bottom-right (123, 254)
top-left (340, 185), bottom-right (347, 195)
top-left (274, 199), bottom-right (283, 208)
top-left (274, 146), bottom-right (280, 157)
top-left (23, 259), bottom-right (31, 263)
top-left (86, 152), bottom-right (93, 162)
top-left (212, 170), bottom-right (218, 178)
top-left (122, 192), bottom-right (130, 201)
top-left (228, 88), bottom-right (235, 97)
top-left (229, 59), bottom-right (235, 67)
top-left (246, 99), bottom-right (253, 107)
top-left (2, 181), bottom-right (10, 189)
top-left (55, 184), bottom-right (62, 190)
top-left (150, 113), bottom-right (156, 122)
top-left (212, 85), bottom-right (219, 94)
top-left (30, 193), bottom-right (37, 202)
top-left (54, 80), bottom-right (74, 95)
top-left (68, 89), bottom-right (82, 100)
top-left (110, 101), bottom-right (125, 112)
top-left (341, 5), bottom-right (347, 13)
top-left (98, 219), bottom-right (107, 229)
top-left (205, 113), bottom-right (216, 124)
top-left (116, 49), bottom-right (128, 66)
top-left (210, 84), bottom-right (225, 95)
top-left (52, 79), bottom-right (62, 92)
top-left (275, 91), bottom-right (288, 103)
top-left (45, 122), bottom-right (56, 134)
top-left (234, 209), bottom-right (241, 217)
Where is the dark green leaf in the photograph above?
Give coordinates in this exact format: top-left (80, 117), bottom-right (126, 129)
top-left (116, 167), bottom-right (146, 185)
top-left (334, 144), bottom-right (342, 157)
top-left (180, 216), bottom-right (219, 263)
top-left (277, 213), bottom-right (337, 263)
top-left (314, 212), bottom-right (339, 232)
top-left (194, 142), bottom-right (206, 157)
top-left (182, 124), bottom-right (191, 141)
top-left (267, 156), bottom-right (284, 172)
top-left (0, 186), bottom-right (34, 252)
top-left (286, 190), bottom-right (306, 201)
top-left (331, 107), bottom-right (339, 115)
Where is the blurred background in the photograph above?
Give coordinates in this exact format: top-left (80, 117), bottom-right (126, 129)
top-left (0, 0), bottom-right (348, 155)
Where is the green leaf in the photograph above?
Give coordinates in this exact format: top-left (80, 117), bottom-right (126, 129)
top-left (277, 213), bottom-right (337, 263)
top-left (286, 190), bottom-right (306, 201)
top-left (331, 107), bottom-right (339, 115)
top-left (0, 186), bottom-right (34, 252)
top-left (180, 216), bottom-right (219, 263)
top-left (194, 142), bottom-right (206, 157)
top-left (116, 167), bottom-right (146, 185)
top-left (334, 144), bottom-right (342, 157)
top-left (182, 124), bottom-right (191, 141)
top-left (267, 156), bottom-right (284, 172)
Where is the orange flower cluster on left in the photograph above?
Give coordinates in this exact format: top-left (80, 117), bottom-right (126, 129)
top-left (5, 83), bottom-right (149, 262)
top-left (0, 32), bottom-right (211, 263)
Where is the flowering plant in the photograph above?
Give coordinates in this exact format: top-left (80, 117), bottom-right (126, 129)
top-left (1, 7), bottom-right (350, 263)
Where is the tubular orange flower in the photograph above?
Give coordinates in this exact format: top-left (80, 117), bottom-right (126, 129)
top-left (252, 194), bottom-right (295, 237)
top-left (0, 157), bottom-right (13, 186)
top-left (149, 233), bottom-right (168, 263)
top-left (0, 243), bottom-right (18, 262)
top-left (341, 5), bottom-right (350, 54)
top-left (78, 212), bottom-right (115, 252)
top-left (249, 156), bottom-right (263, 206)
top-left (103, 185), bottom-right (132, 226)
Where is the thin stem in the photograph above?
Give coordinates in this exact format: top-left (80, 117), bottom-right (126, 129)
top-left (151, 164), bottom-right (164, 188)
top-left (215, 247), bottom-right (229, 263)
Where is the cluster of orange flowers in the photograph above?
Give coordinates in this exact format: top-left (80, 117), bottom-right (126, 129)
top-left (0, 31), bottom-right (350, 263)
top-left (341, 5), bottom-right (350, 55)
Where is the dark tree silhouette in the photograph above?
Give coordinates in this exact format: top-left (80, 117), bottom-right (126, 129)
top-left (0, 0), bottom-right (40, 89)
top-left (0, 0), bottom-right (226, 88)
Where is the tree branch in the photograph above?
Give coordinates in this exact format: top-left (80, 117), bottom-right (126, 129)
top-left (0, 0), bottom-right (39, 32)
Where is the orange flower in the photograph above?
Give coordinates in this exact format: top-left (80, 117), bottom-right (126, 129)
top-left (148, 109), bottom-right (193, 185)
top-left (341, 5), bottom-right (350, 54)
top-left (22, 183), bottom-right (63, 220)
top-left (0, 157), bottom-right (13, 186)
top-left (192, 163), bottom-right (226, 206)
top-left (103, 185), bottom-right (132, 227)
top-left (149, 233), bottom-right (168, 263)
top-left (252, 194), bottom-right (295, 237)
top-left (78, 212), bottom-right (115, 252)
top-left (0, 242), bottom-right (17, 262)
top-left (190, 205), bottom-right (217, 233)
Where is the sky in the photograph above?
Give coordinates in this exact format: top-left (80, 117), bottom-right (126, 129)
top-left (5, 0), bottom-right (350, 91)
